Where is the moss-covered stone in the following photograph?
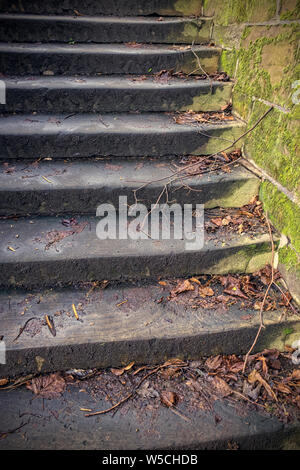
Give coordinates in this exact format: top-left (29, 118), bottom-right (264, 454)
top-left (280, 0), bottom-right (300, 20)
top-left (278, 246), bottom-right (300, 305)
top-left (259, 181), bottom-right (300, 251)
top-left (246, 104), bottom-right (300, 200)
top-left (203, 0), bottom-right (277, 25)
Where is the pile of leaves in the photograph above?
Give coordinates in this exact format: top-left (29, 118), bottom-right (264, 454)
top-left (8, 350), bottom-right (298, 426)
top-left (205, 196), bottom-right (268, 237)
top-left (173, 110), bottom-right (234, 125)
top-left (174, 149), bottom-right (241, 177)
top-left (157, 266), bottom-right (296, 313)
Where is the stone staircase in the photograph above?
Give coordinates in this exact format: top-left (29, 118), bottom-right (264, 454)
top-left (0, 0), bottom-right (299, 450)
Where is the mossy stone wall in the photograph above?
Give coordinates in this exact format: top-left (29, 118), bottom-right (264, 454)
top-left (201, 0), bottom-right (300, 302)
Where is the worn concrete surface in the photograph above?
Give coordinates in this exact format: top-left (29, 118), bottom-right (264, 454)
top-left (0, 158), bottom-right (259, 216)
top-left (0, 43), bottom-right (221, 76)
top-left (0, 113), bottom-right (244, 159)
top-left (0, 213), bottom-right (275, 287)
top-left (0, 283), bottom-right (299, 377)
top-left (2, 76), bottom-right (232, 113)
top-left (0, 383), bottom-right (299, 450)
top-left (0, 14), bottom-right (212, 44)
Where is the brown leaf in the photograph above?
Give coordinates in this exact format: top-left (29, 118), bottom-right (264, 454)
top-left (26, 373), bottom-right (66, 399)
top-left (248, 369), bottom-right (277, 401)
top-left (0, 378), bottom-right (9, 386)
top-left (210, 376), bottom-right (232, 397)
top-left (160, 391), bottom-right (177, 407)
top-left (198, 286), bottom-right (214, 298)
top-left (274, 382), bottom-right (292, 394)
top-left (292, 369), bottom-right (300, 380)
top-left (110, 361), bottom-right (135, 376)
top-left (205, 355), bottom-right (222, 370)
top-left (170, 279), bottom-right (194, 297)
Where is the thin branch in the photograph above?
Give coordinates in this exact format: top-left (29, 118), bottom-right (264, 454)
top-left (242, 212), bottom-right (275, 373)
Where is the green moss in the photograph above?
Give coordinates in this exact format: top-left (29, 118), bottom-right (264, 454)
top-left (203, 0), bottom-right (277, 25)
top-left (260, 181), bottom-right (300, 252)
top-left (246, 103), bottom-right (300, 199)
top-left (279, 245), bottom-right (300, 274)
top-left (280, 0), bottom-right (300, 19)
top-left (232, 25), bottom-right (300, 111)
top-left (220, 48), bottom-right (238, 76)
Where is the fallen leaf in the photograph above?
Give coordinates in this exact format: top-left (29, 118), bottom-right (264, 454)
top-left (205, 355), bottom-right (222, 370)
top-left (248, 369), bottom-right (277, 401)
top-left (210, 376), bottom-right (232, 397)
top-left (0, 378), bottom-right (9, 386)
top-left (110, 361), bottom-right (135, 376)
top-left (198, 286), bottom-right (214, 298)
top-left (26, 373), bottom-right (66, 399)
top-left (170, 279), bottom-right (195, 297)
top-left (160, 391), bottom-right (178, 407)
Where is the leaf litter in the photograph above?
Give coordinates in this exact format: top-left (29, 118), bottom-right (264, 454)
top-left (4, 348), bottom-right (298, 434)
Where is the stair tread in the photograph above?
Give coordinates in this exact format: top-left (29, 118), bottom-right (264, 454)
top-left (0, 13), bottom-right (210, 24)
top-left (0, 280), bottom-right (297, 379)
top-left (0, 42), bottom-right (219, 53)
top-left (0, 158), bottom-right (255, 191)
top-left (0, 210), bottom-right (275, 288)
top-left (0, 42), bottom-right (220, 76)
top-left (0, 14), bottom-right (212, 44)
top-left (0, 0), bottom-right (203, 17)
top-left (3, 75), bottom-right (230, 90)
top-left (0, 112), bottom-right (243, 135)
top-left (2, 76), bottom-right (232, 113)
top-left (0, 213), bottom-right (271, 263)
top-left (0, 158), bottom-right (259, 216)
top-left (1, 379), bottom-right (298, 450)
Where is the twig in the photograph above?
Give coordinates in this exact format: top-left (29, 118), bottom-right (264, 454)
top-left (85, 362), bottom-right (186, 417)
top-left (242, 212), bottom-right (275, 372)
top-left (130, 106), bottom-right (274, 198)
top-left (13, 317), bottom-right (38, 342)
top-left (273, 282), bottom-right (300, 317)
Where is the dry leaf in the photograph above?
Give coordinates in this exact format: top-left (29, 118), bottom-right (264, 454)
top-left (198, 286), bottom-right (214, 298)
top-left (160, 391), bottom-right (177, 407)
top-left (205, 355), bottom-right (222, 370)
top-left (248, 369), bottom-right (277, 401)
top-left (110, 361), bottom-right (135, 376)
top-left (26, 373), bottom-right (66, 399)
top-left (0, 378), bottom-right (9, 386)
top-left (170, 279), bottom-right (194, 297)
top-left (210, 376), bottom-right (232, 397)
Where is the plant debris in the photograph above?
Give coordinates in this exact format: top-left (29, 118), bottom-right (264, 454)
top-left (173, 110), bottom-right (234, 125)
top-left (26, 373), bottom-right (66, 399)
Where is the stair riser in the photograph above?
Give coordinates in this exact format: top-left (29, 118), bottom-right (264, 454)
top-left (2, 81), bottom-right (232, 113)
top-left (1, 321), bottom-right (296, 379)
top-left (0, 0), bottom-right (203, 16)
top-left (0, 16), bottom-right (212, 44)
top-left (0, 125), bottom-right (243, 159)
top-left (0, 243), bottom-right (272, 288)
top-left (0, 47), bottom-right (220, 76)
top-left (0, 178), bottom-right (259, 216)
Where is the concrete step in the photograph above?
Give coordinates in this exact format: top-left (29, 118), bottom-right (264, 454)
top-left (0, 212), bottom-right (275, 288)
top-left (0, 381), bottom-right (299, 450)
top-left (0, 0), bottom-right (203, 17)
top-left (0, 282), bottom-right (298, 378)
top-left (1, 76), bottom-right (232, 113)
top-left (0, 14), bottom-right (212, 44)
top-left (0, 113), bottom-right (244, 159)
top-left (0, 158), bottom-right (259, 216)
top-left (0, 43), bottom-right (220, 76)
